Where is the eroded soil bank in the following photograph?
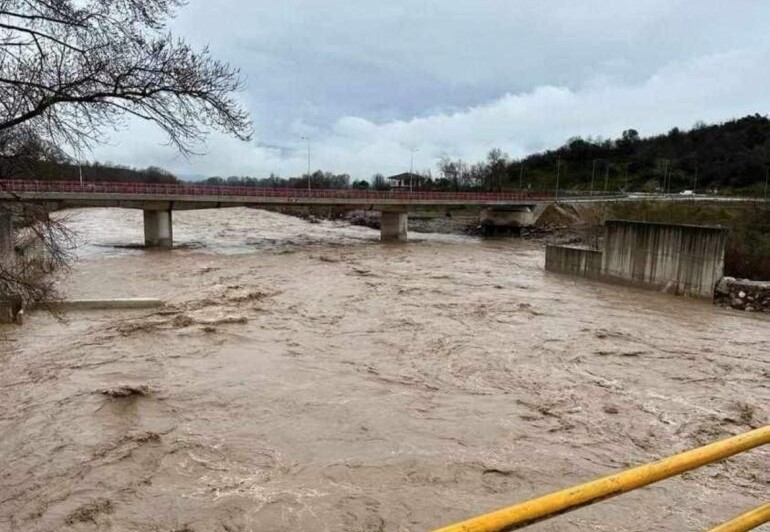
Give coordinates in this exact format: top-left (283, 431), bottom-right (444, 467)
top-left (1, 207), bottom-right (768, 531)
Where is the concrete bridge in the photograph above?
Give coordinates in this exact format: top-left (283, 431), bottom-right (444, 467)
top-left (1, 180), bottom-right (762, 249)
top-left (0, 180), bottom-right (567, 247)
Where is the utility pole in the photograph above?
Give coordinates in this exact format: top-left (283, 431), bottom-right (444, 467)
top-left (624, 163), bottom-right (630, 191)
top-left (604, 162), bottom-right (610, 193)
top-left (659, 159), bottom-right (667, 194)
top-left (694, 162), bottom-right (699, 193)
top-left (519, 164), bottom-right (524, 190)
top-left (555, 157), bottom-right (561, 200)
top-left (590, 159), bottom-right (597, 196)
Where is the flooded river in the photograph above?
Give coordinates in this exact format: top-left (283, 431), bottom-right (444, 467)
top-left (1, 207), bottom-right (768, 531)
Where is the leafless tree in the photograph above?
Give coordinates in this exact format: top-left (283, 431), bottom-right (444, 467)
top-left (0, 199), bottom-right (75, 308)
top-left (0, 0), bottom-right (252, 153)
top-left (0, 125), bottom-right (76, 309)
top-left (0, 0), bottom-right (252, 308)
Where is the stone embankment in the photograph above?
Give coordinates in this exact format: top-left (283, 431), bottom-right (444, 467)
top-left (714, 277), bottom-right (770, 312)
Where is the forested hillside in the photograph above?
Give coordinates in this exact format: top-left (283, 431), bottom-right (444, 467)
top-left (434, 114), bottom-right (770, 195)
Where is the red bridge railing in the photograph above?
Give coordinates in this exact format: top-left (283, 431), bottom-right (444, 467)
top-left (0, 180), bottom-right (555, 202)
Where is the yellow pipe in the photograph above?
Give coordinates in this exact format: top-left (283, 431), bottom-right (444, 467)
top-left (707, 502), bottom-right (770, 532)
top-left (433, 425), bottom-right (770, 532)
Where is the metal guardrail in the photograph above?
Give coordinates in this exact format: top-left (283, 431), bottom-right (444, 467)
top-left (0, 179), bottom-right (555, 202)
top-left (433, 426), bottom-right (770, 532)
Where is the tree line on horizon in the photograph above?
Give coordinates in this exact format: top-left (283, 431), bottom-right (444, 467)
top-left (429, 114), bottom-right (770, 195)
top-left (4, 114), bottom-right (770, 196)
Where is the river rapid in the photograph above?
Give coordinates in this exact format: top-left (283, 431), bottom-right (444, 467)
top-left (1, 207), bottom-right (768, 532)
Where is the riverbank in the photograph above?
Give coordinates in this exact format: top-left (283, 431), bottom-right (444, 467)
top-left (1, 207), bottom-right (768, 531)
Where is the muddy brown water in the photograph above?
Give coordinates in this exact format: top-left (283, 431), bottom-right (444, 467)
top-left (1, 207), bottom-right (768, 532)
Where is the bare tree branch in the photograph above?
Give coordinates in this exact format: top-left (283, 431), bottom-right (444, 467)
top-left (0, 0), bottom-right (252, 153)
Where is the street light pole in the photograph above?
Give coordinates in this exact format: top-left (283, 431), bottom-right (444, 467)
top-left (409, 148), bottom-right (419, 191)
top-left (765, 167), bottom-right (768, 200)
top-left (555, 157), bottom-right (561, 200)
top-left (590, 159), bottom-right (597, 196)
top-left (301, 136), bottom-right (310, 191)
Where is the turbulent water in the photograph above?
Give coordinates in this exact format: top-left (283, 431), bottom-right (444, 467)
top-left (1, 207), bottom-right (768, 532)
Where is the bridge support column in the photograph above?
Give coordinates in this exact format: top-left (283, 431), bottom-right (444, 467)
top-left (0, 211), bottom-right (13, 262)
top-left (380, 211), bottom-right (407, 242)
top-left (0, 211), bottom-right (17, 324)
top-left (143, 209), bottom-right (173, 249)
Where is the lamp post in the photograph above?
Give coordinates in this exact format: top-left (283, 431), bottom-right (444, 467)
top-left (409, 148), bottom-right (419, 191)
top-left (624, 163), bottom-right (630, 192)
top-left (661, 159), bottom-right (670, 194)
top-left (301, 136), bottom-right (310, 191)
top-left (694, 161), bottom-right (698, 193)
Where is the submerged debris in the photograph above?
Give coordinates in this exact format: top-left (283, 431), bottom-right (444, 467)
top-left (65, 498), bottom-right (114, 524)
top-left (99, 384), bottom-right (151, 397)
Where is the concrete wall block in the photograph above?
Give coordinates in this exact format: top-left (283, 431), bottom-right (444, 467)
top-left (602, 220), bottom-right (727, 298)
top-left (545, 245), bottom-right (603, 278)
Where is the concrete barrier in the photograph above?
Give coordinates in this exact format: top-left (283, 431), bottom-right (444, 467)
top-left (602, 220), bottom-right (727, 298)
top-left (42, 298), bottom-right (164, 311)
top-left (545, 245), bottom-right (602, 278)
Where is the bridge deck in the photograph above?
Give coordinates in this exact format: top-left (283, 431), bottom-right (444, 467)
top-left (0, 180), bottom-right (552, 209)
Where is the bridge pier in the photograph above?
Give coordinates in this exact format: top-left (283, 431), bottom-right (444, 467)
top-left (380, 211), bottom-right (408, 242)
top-left (0, 211), bottom-right (12, 261)
top-left (143, 209), bottom-right (173, 248)
top-left (480, 206), bottom-right (546, 235)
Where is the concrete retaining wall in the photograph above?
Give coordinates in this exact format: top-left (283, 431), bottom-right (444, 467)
top-left (545, 220), bottom-right (727, 298)
top-left (545, 245), bottom-right (603, 278)
top-left (602, 220), bottom-right (727, 298)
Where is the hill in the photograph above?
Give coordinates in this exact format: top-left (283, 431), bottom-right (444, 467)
top-left (436, 114), bottom-right (770, 196)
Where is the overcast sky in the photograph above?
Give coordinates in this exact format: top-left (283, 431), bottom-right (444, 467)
top-left (92, 0), bottom-right (770, 179)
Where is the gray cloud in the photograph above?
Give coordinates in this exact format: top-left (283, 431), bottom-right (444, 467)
top-left (92, 1), bottom-right (770, 178)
